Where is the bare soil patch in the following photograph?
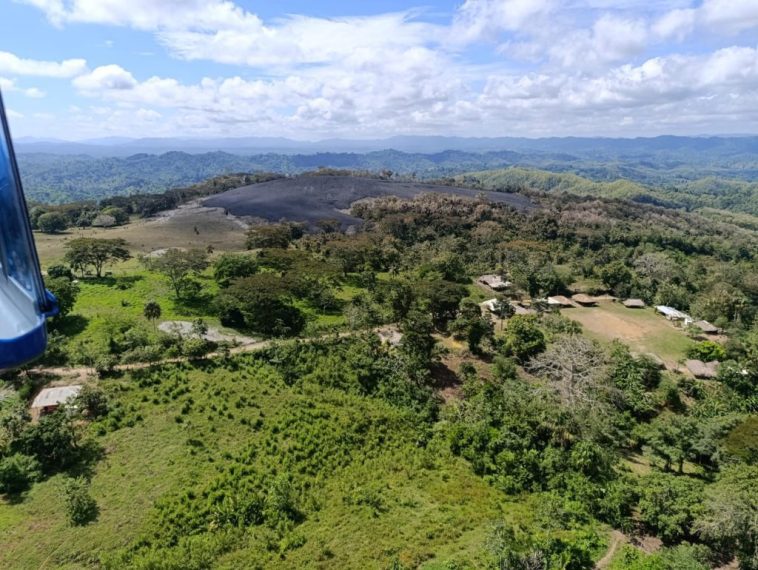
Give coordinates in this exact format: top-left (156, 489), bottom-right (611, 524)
top-left (563, 302), bottom-right (694, 368)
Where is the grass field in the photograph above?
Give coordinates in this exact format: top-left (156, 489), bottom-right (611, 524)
top-left (35, 204), bottom-right (246, 264)
top-left (0, 357), bottom-right (524, 569)
top-left (561, 301), bottom-right (695, 367)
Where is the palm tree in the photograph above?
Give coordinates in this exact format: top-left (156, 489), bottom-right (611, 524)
top-left (143, 300), bottom-right (162, 331)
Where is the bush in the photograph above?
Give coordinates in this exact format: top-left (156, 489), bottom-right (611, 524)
top-left (501, 315), bottom-right (546, 362)
top-left (47, 264), bottom-right (74, 280)
top-left (76, 385), bottom-right (109, 418)
top-left (0, 454), bottom-right (42, 495)
top-left (183, 338), bottom-right (216, 359)
top-left (62, 477), bottom-right (98, 526)
top-left (687, 341), bottom-right (726, 362)
top-left (638, 472), bottom-right (704, 543)
top-left (37, 212), bottom-right (69, 233)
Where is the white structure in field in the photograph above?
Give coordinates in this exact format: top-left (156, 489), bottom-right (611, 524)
top-left (655, 305), bottom-right (693, 324)
top-left (31, 385), bottom-right (82, 415)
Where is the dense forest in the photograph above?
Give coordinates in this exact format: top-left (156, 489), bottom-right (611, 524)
top-left (2, 169), bottom-right (757, 568)
top-left (17, 148), bottom-right (758, 216)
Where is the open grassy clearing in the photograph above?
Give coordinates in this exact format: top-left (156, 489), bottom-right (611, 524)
top-left (35, 204), bottom-right (246, 264)
top-left (561, 301), bottom-right (695, 367)
top-left (0, 356), bottom-right (524, 569)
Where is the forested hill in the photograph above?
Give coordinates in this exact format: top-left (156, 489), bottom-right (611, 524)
top-left (455, 168), bottom-right (758, 217)
top-left (18, 149), bottom-right (758, 217)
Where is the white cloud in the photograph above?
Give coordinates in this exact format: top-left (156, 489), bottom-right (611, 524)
top-left (655, 0), bottom-right (758, 40)
top-left (0, 76), bottom-right (47, 98)
top-left (15, 0), bottom-right (758, 137)
top-left (6, 108), bottom-right (24, 119)
top-left (57, 43), bottom-right (758, 138)
top-left (451, 0), bottom-right (554, 43)
top-left (21, 0), bottom-right (257, 30)
top-left (135, 108), bottom-right (161, 121)
top-left (0, 51), bottom-right (87, 77)
top-left (159, 12), bottom-right (437, 68)
top-left (652, 9), bottom-right (696, 40)
top-left (73, 65), bottom-right (137, 91)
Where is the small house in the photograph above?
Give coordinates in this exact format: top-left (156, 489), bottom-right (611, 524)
top-left (571, 293), bottom-right (597, 306)
top-left (655, 305), bottom-right (693, 324)
top-left (693, 320), bottom-right (719, 335)
top-left (623, 299), bottom-right (646, 309)
top-left (30, 385), bottom-right (82, 416)
top-left (510, 301), bottom-right (536, 316)
top-left (480, 298), bottom-right (499, 313)
top-left (477, 274), bottom-right (511, 291)
top-left (547, 295), bottom-right (574, 308)
top-left (685, 360), bottom-right (719, 379)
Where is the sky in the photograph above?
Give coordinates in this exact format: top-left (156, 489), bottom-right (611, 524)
top-left (2, 0), bottom-right (758, 140)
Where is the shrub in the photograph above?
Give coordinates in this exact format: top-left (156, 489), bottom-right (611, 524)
top-left (0, 454), bottom-right (42, 495)
top-left (687, 341), bottom-right (726, 362)
top-left (182, 338), bottom-right (216, 359)
top-left (76, 385), bottom-right (109, 418)
top-left (47, 264), bottom-right (74, 280)
top-left (638, 472), bottom-right (704, 543)
top-left (62, 477), bottom-right (98, 526)
top-left (37, 212), bottom-right (69, 233)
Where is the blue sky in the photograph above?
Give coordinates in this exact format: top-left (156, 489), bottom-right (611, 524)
top-left (2, 0), bottom-right (758, 139)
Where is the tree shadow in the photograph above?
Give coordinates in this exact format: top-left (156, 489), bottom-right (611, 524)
top-left (429, 362), bottom-right (462, 391)
top-left (66, 440), bottom-right (106, 480)
top-left (2, 488), bottom-right (32, 505)
top-left (173, 294), bottom-right (216, 317)
top-left (52, 314), bottom-right (89, 336)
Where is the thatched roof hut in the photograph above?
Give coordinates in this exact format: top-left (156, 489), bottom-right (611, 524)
top-left (547, 295), bottom-right (574, 307)
top-left (510, 301), bottom-right (536, 315)
top-left (571, 293), bottom-right (597, 306)
top-left (693, 320), bottom-right (719, 334)
top-left (477, 274), bottom-right (511, 290)
top-left (685, 359), bottom-right (719, 379)
top-left (623, 299), bottom-right (646, 308)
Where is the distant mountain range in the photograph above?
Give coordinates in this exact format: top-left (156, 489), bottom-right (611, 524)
top-left (15, 134), bottom-right (758, 158)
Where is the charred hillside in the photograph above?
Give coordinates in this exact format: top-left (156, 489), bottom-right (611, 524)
top-left (202, 174), bottom-right (535, 228)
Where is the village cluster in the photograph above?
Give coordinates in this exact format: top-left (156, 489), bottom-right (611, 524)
top-left (476, 273), bottom-right (724, 380)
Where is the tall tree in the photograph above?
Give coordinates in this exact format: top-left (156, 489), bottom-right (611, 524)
top-left (45, 277), bottom-right (80, 322)
top-left (36, 212), bottom-right (68, 234)
top-left (528, 335), bottom-right (609, 408)
top-left (143, 248), bottom-right (209, 299)
top-left (63, 238), bottom-right (131, 277)
top-left (143, 300), bottom-right (161, 330)
top-left (695, 465), bottom-right (758, 570)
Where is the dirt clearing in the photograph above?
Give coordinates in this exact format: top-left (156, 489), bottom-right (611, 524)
top-left (563, 301), bottom-right (695, 368)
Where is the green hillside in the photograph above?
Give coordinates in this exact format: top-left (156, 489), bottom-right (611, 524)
top-left (0, 348), bottom-right (606, 569)
top-left (455, 167), bottom-right (758, 216)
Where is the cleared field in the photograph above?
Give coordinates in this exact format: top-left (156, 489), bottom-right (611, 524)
top-left (0, 358), bottom-right (511, 569)
top-left (562, 301), bottom-right (695, 367)
top-left (35, 202), bottom-right (246, 265)
top-left (203, 175), bottom-right (535, 229)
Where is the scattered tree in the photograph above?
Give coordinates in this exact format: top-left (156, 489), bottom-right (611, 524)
top-left (143, 248), bottom-right (209, 299)
top-left (64, 238), bottom-right (131, 278)
top-left (501, 315), bottom-right (546, 362)
top-left (528, 335), bottom-right (609, 408)
top-left (143, 300), bottom-right (161, 330)
top-left (36, 212), bottom-right (68, 234)
top-left (45, 277), bottom-right (80, 321)
top-left (62, 477), bottom-right (98, 526)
